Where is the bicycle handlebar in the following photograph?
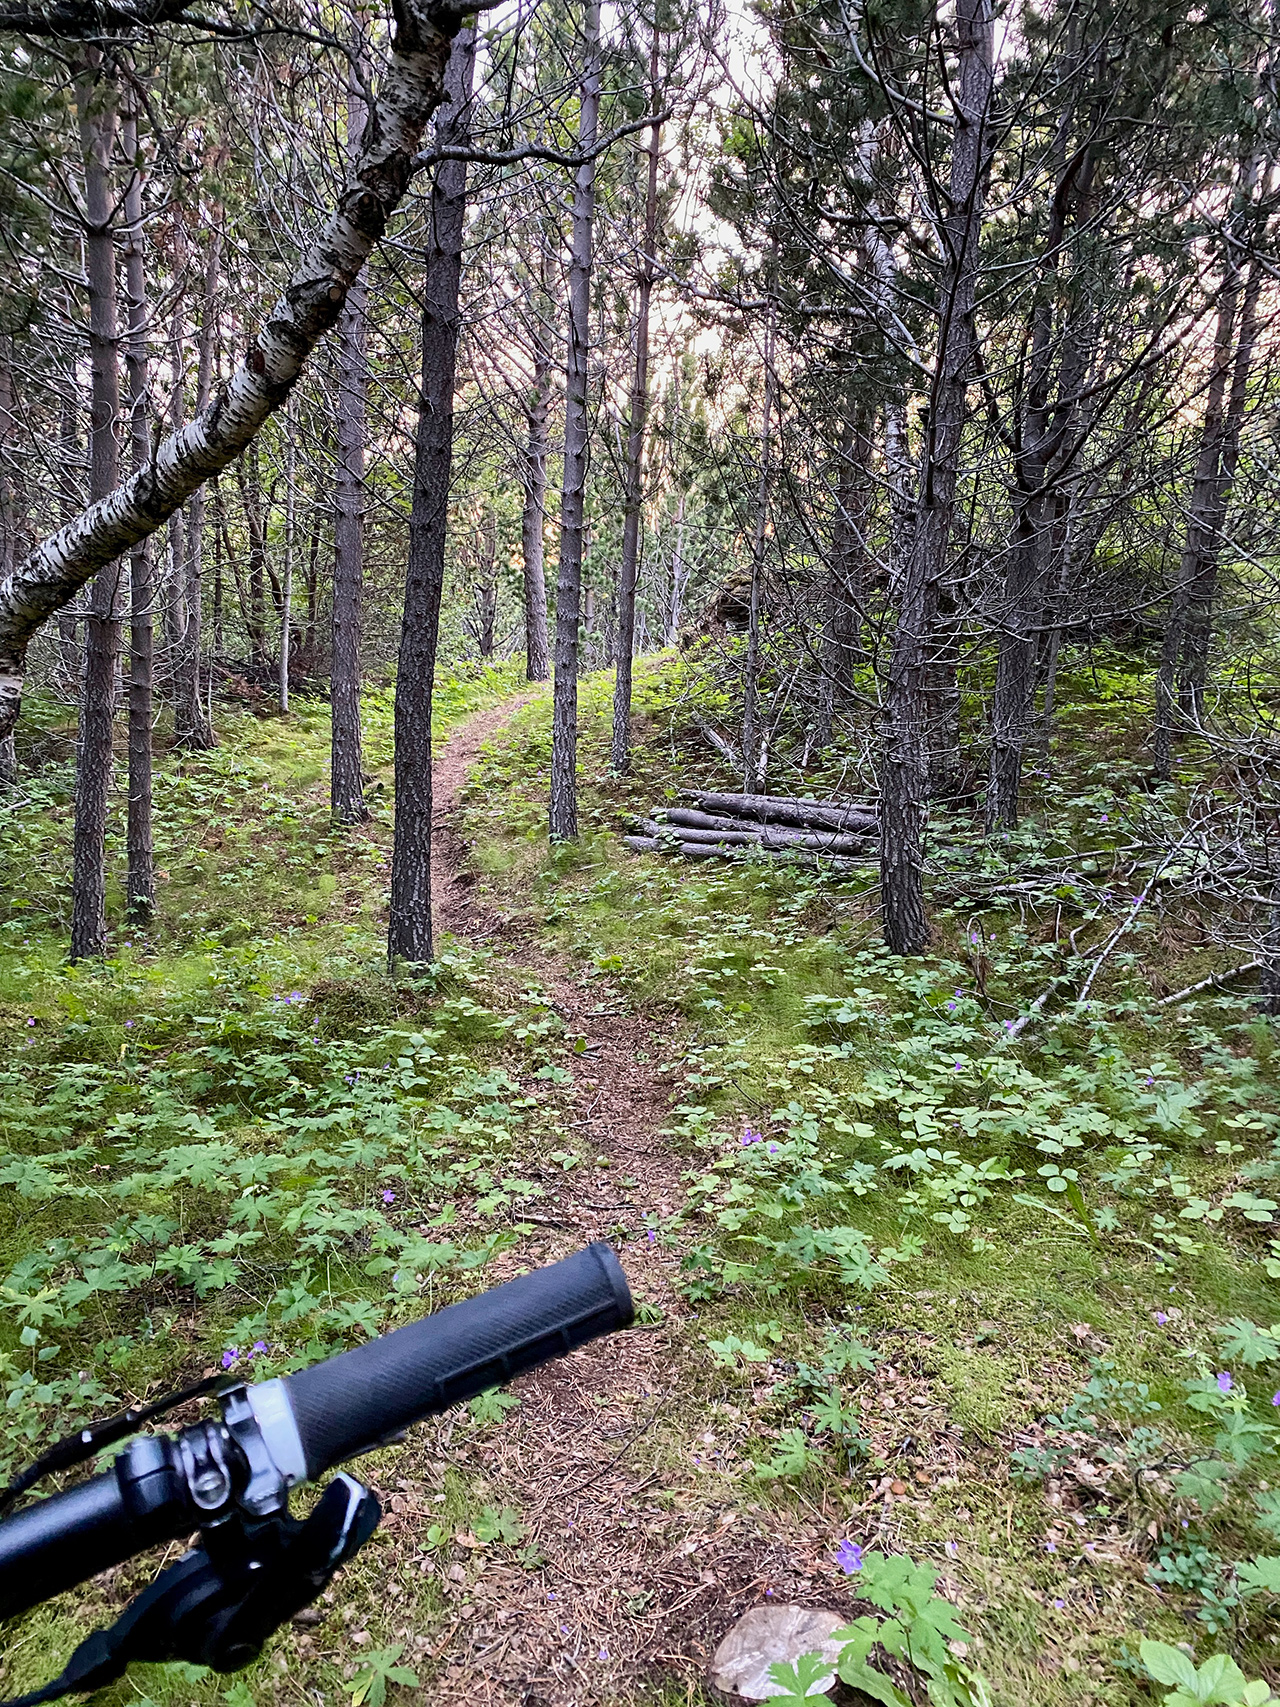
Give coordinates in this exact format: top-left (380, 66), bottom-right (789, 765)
top-left (0, 1244), bottom-right (633, 1624)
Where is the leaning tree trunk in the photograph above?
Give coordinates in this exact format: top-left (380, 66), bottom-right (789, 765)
top-left (122, 100), bottom-right (154, 923)
top-left (173, 223), bottom-right (220, 749)
top-left (388, 25), bottom-right (476, 968)
top-left (0, 0), bottom-right (472, 749)
top-left (879, 0), bottom-right (993, 954)
top-left (610, 25), bottom-right (662, 775)
top-left (70, 57), bottom-right (123, 962)
top-left (548, 0), bottom-right (601, 842)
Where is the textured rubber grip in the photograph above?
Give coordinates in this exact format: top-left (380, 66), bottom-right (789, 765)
top-left (283, 1244), bottom-right (634, 1478)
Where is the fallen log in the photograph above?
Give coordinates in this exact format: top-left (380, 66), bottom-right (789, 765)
top-left (644, 818), bottom-right (873, 856)
top-left (678, 790), bottom-right (878, 834)
top-left (625, 833), bottom-right (868, 871)
top-left (660, 806), bottom-right (877, 846)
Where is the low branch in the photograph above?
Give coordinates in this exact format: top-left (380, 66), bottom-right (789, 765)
top-left (1158, 962), bottom-right (1263, 1007)
top-left (415, 108), bottom-right (672, 171)
top-left (0, 0), bottom-right (477, 742)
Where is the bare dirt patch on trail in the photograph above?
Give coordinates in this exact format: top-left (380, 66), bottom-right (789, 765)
top-left (377, 703), bottom-right (852, 1706)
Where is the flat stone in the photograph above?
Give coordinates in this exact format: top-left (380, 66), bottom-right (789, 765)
top-left (708, 1604), bottom-right (845, 1700)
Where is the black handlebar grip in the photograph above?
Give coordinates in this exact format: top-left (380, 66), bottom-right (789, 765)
top-left (283, 1244), bottom-right (634, 1479)
top-left (0, 1472), bottom-right (132, 1622)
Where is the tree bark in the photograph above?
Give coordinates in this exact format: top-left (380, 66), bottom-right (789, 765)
top-left (280, 400), bottom-right (295, 713)
top-left (742, 292), bottom-right (776, 794)
top-left (610, 25), bottom-right (661, 774)
top-left (70, 56), bottom-right (123, 961)
top-left (173, 223), bottom-right (219, 748)
top-left (987, 136), bottom-right (1095, 829)
top-left (548, 0), bottom-right (601, 842)
top-left (0, 0), bottom-right (472, 748)
top-left (388, 24), bottom-right (476, 967)
top-left (519, 242), bottom-right (553, 682)
top-left (1154, 241), bottom-right (1264, 779)
top-left (878, 0), bottom-right (993, 954)
top-left (330, 30), bottom-right (372, 825)
top-left (122, 99), bottom-right (154, 922)
top-left (0, 339), bottom-right (16, 783)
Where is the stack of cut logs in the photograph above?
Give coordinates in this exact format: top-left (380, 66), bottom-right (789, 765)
top-left (625, 790), bottom-right (879, 867)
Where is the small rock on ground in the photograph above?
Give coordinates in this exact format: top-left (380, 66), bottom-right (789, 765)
top-left (708, 1604), bottom-right (845, 1700)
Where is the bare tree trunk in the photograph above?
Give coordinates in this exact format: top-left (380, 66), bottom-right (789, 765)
top-left (0, 339), bottom-right (16, 783)
top-left (1170, 252), bottom-right (1263, 728)
top-left (330, 31), bottom-right (372, 824)
top-left (56, 382), bottom-right (82, 695)
top-left (0, 0), bottom-right (471, 748)
top-left (165, 308), bottom-right (186, 682)
top-left (548, 0), bottom-right (601, 842)
top-left (173, 224), bottom-right (219, 748)
top-left (71, 56), bottom-right (122, 961)
top-left (987, 141), bottom-right (1095, 829)
top-left (237, 446), bottom-right (268, 662)
top-left (666, 489), bottom-right (686, 643)
top-left (1153, 209), bottom-right (1258, 779)
top-left (742, 320), bottom-right (775, 793)
top-left (122, 99), bottom-right (153, 922)
top-left (280, 401), bottom-right (294, 713)
top-left (610, 26), bottom-right (662, 774)
top-left (814, 396), bottom-right (872, 755)
top-left (211, 476), bottom-right (224, 654)
top-left (520, 244), bottom-right (553, 681)
top-left (388, 25), bottom-right (476, 967)
top-left (879, 0), bottom-right (993, 954)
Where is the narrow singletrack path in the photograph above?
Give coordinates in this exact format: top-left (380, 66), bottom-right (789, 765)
top-left (383, 701), bottom-right (829, 1706)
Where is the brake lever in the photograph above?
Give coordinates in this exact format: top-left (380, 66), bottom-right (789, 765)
top-left (0, 1476), bottom-right (381, 1707)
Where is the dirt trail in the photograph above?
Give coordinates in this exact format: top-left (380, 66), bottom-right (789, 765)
top-left (391, 703), bottom-right (821, 1706)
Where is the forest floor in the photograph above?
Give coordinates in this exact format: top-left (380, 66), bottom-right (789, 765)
top-left (0, 650), bottom-right (1279, 1707)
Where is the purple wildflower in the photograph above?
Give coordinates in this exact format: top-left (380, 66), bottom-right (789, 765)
top-left (1045, 1540), bottom-right (1057, 1553)
top-left (835, 1540), bottom-right (863, 1574)
top-left (1053, 1598), bottom-right (1065, 1610)
top-left (382, 1189), bottom-right (396, 1205)
top-left (646, 1229), bottom-right (657, 1242)
top-left (741, 1127), bottom-right (763, 1145)
top-left (125, 1020), bottom-right (134, 1028)
top-left (221, 1348), bottom-right (239, 1370)
top-left (766, 1142), bottom-right (780, 1154)
top-left (1272, 1392), bottom-right (1280, 1407)
top-left (25, 1019), bottom-right (34, 1027)
top-left (945, 1540), bottom-right (959, 1559)
top-left (250, 1340), bottom-right (269, 1358)
top-left (1154, 1312), bottom-right (1168, 1326)
top-left (1216, 1371), bottom-right (1233, 1393)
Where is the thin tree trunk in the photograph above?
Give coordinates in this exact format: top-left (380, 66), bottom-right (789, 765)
top-left (237, 446), bottom-right (268, 662)
top-left (666, 491), bottom-right (687, 644)
top-left (122, 99), bottom-right (153, 922)
top-left (987, 141), bottom-right (1095, 829)
top-left (520, 244), bottom-right (553, 682)
top-left (211, 476), bottom-right (224, 654)
top-left (388, 25), bottom-right (476, 967)
top-left (879, 0), bottom-right (993, 954)
top-left (1153, 197), bottom-right (1258, 780)
top-left (280, 401), bottom-right (294, 713)
top-left (71, 56), bottom-right (122, 961)
top-left (173, 224), bottom-right (219, 748)
top-left (1175, 252), bottom-right (1264, 712)
top-left (330, 31), bottom-right (373, 824)
top-left (742, 320), bottom-right (775, 794)
top-left (0, 0), bottom-right (471, 748)
top-left (0, 339), bottom-right (16, 782)
top-left (165, 308), bottom-right (186, 682)
top-left (56, 381), bottom-right (82, 695)
top-left (548, 0), bottom-right (601, 842)
top-left (610, 26), bottom-right (662, 773)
